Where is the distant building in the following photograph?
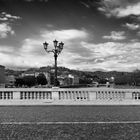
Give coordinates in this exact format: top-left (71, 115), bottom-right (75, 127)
top-left (57, 76), bottom-right (65, 85)
top-left (72, 75), bottom-right (79, 85)
top-left (57, 74), bottom-right (79, 86)
top-left (21, 71), bottom-right (35, 77)
top-left (0, 65), bottom-right (5, 87)
top-left (68, 74), bottom-right (79, 85)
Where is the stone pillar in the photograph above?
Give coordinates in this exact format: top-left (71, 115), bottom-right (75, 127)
top-left (13, 91), bottom-right (20, 99)
top-left (52, 87), bottom-right (59, 100)
top-left (125, 91), bottom-right (132, 99)
top-left (89, 91), bottom-right (96, 100)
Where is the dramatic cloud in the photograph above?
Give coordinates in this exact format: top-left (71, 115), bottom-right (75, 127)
top-left (98, 0), bottom-right (140, 18)
top-left (0, 12), bottom-right (21, 21)
top-left (41, 29), bottom-right (89, 42)
top-left (103, 31), bottom-right (126, 40)
top-left (80, 41), bottom-right (140, 71)
top-left (1, 27), bottom-right (140, 71)
top-left (0, 23), bottom-right (15, 38)
top-left (13, 28), bottom-right (90, 68)
top-left (123, 23), bottom-right (140, 30)
top-left (1, 0), bottom-right (140, 72)
top-left (115, 2), bottom-right (140, 18)
top-left (18, 31), bottom-right (137, 71)
top-left (0, 12), bottom-right (21, 39)
top-left (81, 41), bottom-right (123, 58)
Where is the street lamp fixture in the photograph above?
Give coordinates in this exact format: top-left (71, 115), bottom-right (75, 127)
top-left (43, 40), bottom-right (64, 86)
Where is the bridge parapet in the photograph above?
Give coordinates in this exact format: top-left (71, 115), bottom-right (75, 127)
top-left (0, 87), bottom-right (139, 103)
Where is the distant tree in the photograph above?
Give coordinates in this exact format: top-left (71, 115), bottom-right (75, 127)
top-left (15, 77), bottom-right (24, 87)
top-left (36, 73), bottom-right (47, 85)
top-left (131, 70), bottom-right (140, 86)
top-left (79, 77), bottom-right (92, 85)
top-left (93, 75), bottom-right (100, 82)
top-left (99, 78), bottom-right (108, 84)
top-left (114, 75), bottom-right (132, 85)
top-left (56, 80), bottom-right (60, 86)
top-left (23, 76), bottom-right (36, 87)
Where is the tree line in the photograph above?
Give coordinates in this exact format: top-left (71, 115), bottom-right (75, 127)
top-left (7, 66), bottom-right (140, 87)
top-left (15, 73), bottom-right (48, 87)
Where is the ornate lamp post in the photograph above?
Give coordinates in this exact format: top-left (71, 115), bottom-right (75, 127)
top-left (43, 40), bottom-right (64, 86)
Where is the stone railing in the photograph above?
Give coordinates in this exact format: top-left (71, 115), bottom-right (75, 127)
top-left (0, 87), bottom-right (140, 105)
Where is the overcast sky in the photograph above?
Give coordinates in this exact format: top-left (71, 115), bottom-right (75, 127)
top-left (0, 0), bottom-right (140, 71)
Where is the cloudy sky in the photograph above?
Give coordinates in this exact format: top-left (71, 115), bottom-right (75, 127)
top-left (0, 0), bottom-right (140, 71)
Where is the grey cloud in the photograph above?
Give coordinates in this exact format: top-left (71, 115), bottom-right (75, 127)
top-left (67, 45), bottom-right (92, 57)
top-left (137, 31), bottom-right (140, 36)
top-left (80, 1), bottom-right (90, 8)
top-left (97, 0), bottom-right (140, 18)
top-left (65, 39), bottom-right (93, 58)
top-left (123, 23), bottom-right (140, 30)
top-left (69, 57), bottom-right (97, 65)
top-left (103, 31), bottom-right (126, 40)
top-left (0, 23), bottom-right (15, 39)
top-left (79, 41), bottom-right (140, 71)
top-left (0, 12), bottom-right (21, 21)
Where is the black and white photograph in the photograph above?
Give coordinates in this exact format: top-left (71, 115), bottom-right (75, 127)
top-left (0, 0), bottom-right (140, 139)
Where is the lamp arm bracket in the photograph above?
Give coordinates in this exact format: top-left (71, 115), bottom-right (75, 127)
top-left (52, 49), bottom-right (55, 53)
top-left (46, 50), bottom-right (54, 53)
top-left (57, 52), bottom-right (61, 55)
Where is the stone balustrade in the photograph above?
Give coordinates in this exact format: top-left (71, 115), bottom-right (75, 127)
top-left (0, 87), bottom-right (139, 105)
